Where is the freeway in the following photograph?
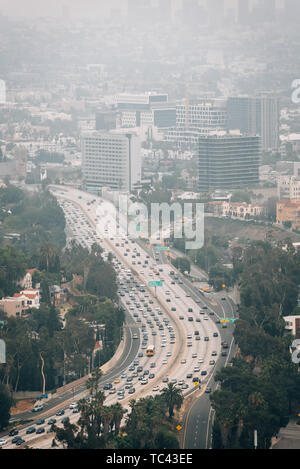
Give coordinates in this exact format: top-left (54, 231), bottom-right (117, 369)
top-left (54, 186), bottom-right (237, 449)
top-left (55, 186), bottom-right (237, 449)
top-left (2, 185), bottom-right (236, 450)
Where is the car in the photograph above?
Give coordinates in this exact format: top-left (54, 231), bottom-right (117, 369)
top-left (15, 438), bottom-right (25, 446)
top-left (209, 360), bottom-right (216, 365)
top-left (48, 419), bottom-right (57, 425)
top-left (141, 379), bottom-right (148, 385)
top-left (211, 351), bottom-right (218, 356)
top-left (36, 427), bottom-right (45, 434)
top-left (56, 409), bottom-right (65, 416)
top-left (0, 439), bottom-right (7, 446)
top-left (61, 417), bottom-right (70, 425)
top-left (204, 337), bottom-right (209, 341)
top-left (32, 404), bottom-right (44, 412)
top-left (149, 373), bottom-right (155, 379)
top-left (186, 373), bottom-right (193, 379)
top-left (36, 418), bottom-right (45, 425)
top-left (69, 402), bottom-right (78, 410)
top-left (201, 370), bottom-right (207, 376)
top-left (9, 429), bottom-right (19, 437)
top-left (179, 316), bottom-right (184, 320)
top-left (213, 332), bottom-right (218, 337)
top-left (181, 359), bottom-right (187, 364)
top-left (114, 378), bottom-right (121, 384)
top-left (26, 427), bottom-right (36, 435)
top-left (192, 353), bottom-right (197, 358)
top-left (162, 359), bottom-right (168, 365)
top-left (128, 388), bottom-right (136, 394)
top-left (12, 436), bottom-right (22, 444)
top-left (221, 351), bottom-right (228, 357)
top-left (221, 297), bottom-right (226, 301)
top-left (188, 308), bottom-right (193, 312)
top-left (205, 387), bottom-right (212, 393)
top-left (188, 317), bottom-right (193, 322)
top-left (152, 385), bottom-right (160, 392)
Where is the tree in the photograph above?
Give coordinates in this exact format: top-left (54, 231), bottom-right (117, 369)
top-left (231, 191), bottom-right (251, 204)
top-left (0, 384), bottom-right (13, 430)
top-left (160, 383), bottom-right (183, 418)
top-left (171, 257), bottom-right (191, 274)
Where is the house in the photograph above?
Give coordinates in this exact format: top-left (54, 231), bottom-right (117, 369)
top-left (13, 289), bottom-right (40, 309)
top-left (207, 201), bottom-right (265, 220)
top-left (276, 200), bottom-right (300, 231)
top-left (0, 289), bottom-right (40, 318)
top-left (18, 269), bottom-right (37, 290)
top-left (283, 315), bottom-right (300, 336)
top-left (49, 285), bottom-right (67, 305)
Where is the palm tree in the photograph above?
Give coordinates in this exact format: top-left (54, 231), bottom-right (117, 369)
top-left (86, 368), bottom-right (103, 396)
top-left (39, 244), bottom-right (57, 272)
top-left (160, 383), bottom-right (184, 418)
top-left (110, 402), bottom-right (125, 436)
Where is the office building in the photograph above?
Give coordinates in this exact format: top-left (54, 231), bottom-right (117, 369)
top-left (95, 110), bottom-right (118, 131)
top-left (157, 0), bottom-right (172, 22)
top-left (207, 0), bottom-right (224, 27)
top-left (237, 0), bottom-right (250, 24)
top-left (197, 134), bottom-right (261, 192)
top-left (176, 98), bottom-right (227, 133)
top-left (260, 93), bottom-right (280, 152)
top-left (284, 0), bottom-right (300, 23)
top-left (127, 0), bottom-right (156, 26)
top-left (82, 131), bottom-right (142, 192)
top-left (227, 94), bottom-right (279, 152)
top-left (116, 92), bottom-right (176, 129)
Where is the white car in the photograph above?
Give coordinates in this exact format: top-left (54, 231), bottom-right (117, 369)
top-left (198, 358), bottom-right (204, 363)
top-left (69, 402), bottom-right (78, 410)
top-left (162, 359), bottom-right (168, 365)
top-left (0, 439), bottom-right (7, 446)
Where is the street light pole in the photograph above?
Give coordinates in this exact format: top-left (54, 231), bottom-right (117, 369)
top-left (254, 430), bottom-right (258, 449)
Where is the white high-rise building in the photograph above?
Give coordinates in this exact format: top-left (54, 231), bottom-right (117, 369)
top-left (278, 176), bottom-right (300, 201)
top-left (82, 131), bottom-right (142, 192)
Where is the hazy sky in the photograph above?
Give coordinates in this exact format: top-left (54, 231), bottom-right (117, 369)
top-left (0, 0), bottom-right (284, 19)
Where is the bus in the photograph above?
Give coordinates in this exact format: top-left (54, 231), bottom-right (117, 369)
top-left (146, 345), bottom-right (155, 357)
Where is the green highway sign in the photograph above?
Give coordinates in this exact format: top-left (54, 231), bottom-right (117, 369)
top-left (148, 281), bottom-right (163, 287)
top-left (220, 318), bottom-right (237, 324)
top-left (155, 246), bottom-right (168, 251)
